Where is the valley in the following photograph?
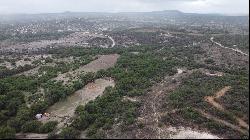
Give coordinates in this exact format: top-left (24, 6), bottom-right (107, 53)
top-left (0, 10), bottom-right (249, 139)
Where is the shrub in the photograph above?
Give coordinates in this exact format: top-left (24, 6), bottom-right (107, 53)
top-left (45, 57), bottom-right (53, 63)
top-left (205, 58), bottom-right (215, 64)
top-left (39, 121), bottom-right (58, 133)
top-left (48, 131), bottom-right (58, 139)
top-left (59, 127), bottom-right (80, 139)
top-left (0, 126), bottom-right (16, 139)
top-left (21, 120), bottom-right (42, 133)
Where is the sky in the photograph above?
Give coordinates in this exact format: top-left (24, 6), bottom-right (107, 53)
top-left (0, 0), bottom-right (249, 15)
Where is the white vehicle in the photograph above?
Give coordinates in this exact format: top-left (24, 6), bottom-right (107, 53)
top-left (35, 114), bottom-right (43, 119)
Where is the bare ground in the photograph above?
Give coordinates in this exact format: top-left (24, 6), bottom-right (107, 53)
top-left (41, 78), bottom-right (115, 129)
top-left (15, 133), bottom-right (48, 139)
top-left (205, 86), bottom-right (232, 111)
top-left (168, 127), bottom-right (220, 139)
top-left (53, 54), bottom-right (120, 84)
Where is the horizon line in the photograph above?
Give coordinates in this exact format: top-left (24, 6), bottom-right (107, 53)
top-left (0, 10), bottom-right (249, 16)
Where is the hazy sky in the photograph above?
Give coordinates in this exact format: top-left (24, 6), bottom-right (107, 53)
top-left (0, 0), bottom-right (249, 15)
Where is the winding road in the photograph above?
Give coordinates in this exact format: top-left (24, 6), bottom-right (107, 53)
top-left (107, 35), bottom-right (116, 47)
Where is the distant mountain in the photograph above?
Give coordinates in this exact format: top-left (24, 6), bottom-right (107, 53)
top-left (1, 10), bottom-right (248, 18)
top-left (0, 10), bottom-right (248, 25)
top-left (151, 10), bottom-right (184, 15)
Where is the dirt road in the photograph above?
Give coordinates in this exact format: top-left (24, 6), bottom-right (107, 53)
top-left (202, 86), bottom-right (249, 135)
top-left (133, 69), bottom-right (200, 139)
top-left (205, 86), bottom-right (231, 111)
top-left (210, 37), bottom-right (248, 56)
top-left (107, 35), bottom-right (116, 47)
top-left (198, 110), bottom-right (249, 135)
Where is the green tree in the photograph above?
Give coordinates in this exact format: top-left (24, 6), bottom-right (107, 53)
top-left (0, 126), bottom-right (15, 139)
top-left (59, 127), bottom-right (80, 139)
top-left (21, 120), bottom-right (42, 133)
top-left (39, 121), bottom-right (58, 133)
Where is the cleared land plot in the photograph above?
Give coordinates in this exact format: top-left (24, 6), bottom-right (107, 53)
top-left (53, 54), bottom-right (120, 84)
top-left (41, 78), bottom-right (115, 129)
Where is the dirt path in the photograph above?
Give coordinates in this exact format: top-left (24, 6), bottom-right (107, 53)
top-left (151, 68), bottom-right (188, 138)
top-left (205, 86), bottom-right (231, 111)
top-left (133, 68), bottom-right (195, 139)
top-left (210, 37), bottom-right (249, 56)
top-left (203, 86), bottom-right (249, 134)
top-left (197, 109), bottom-right (249, 136)
top-left (107, 35), bottom-right (116, 47)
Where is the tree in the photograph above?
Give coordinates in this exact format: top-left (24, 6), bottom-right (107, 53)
top-left (0, 126), bottom-right (15, 139)
top-left (7, 118), bottom-right (23, 133)
top-left (30, 101), bottom-right (48, 115)
top-left (0, 83), bottom-right (7, 94)
top-left (59, 127), bottom-right (80, 139)
top-left (21, 120), bottom-right (42, 133)
top-left (39, 121), bottom-right (58, 133)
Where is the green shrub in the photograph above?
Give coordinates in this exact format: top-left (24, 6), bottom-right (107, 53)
top-left (86, 126), bottom-right (98, 137)
top-left (205, 58), bottom-right (215, 64)
top-left (0, 126), bottom-right (15, 139)
top-left (39, 121), bottom-right (58, 133)
top-left (21, 120), bottom-right (42, 133)
top-left (59, 127), bottom-right (80, 139)
top-left (48, 131), bottom-right (58, 139)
